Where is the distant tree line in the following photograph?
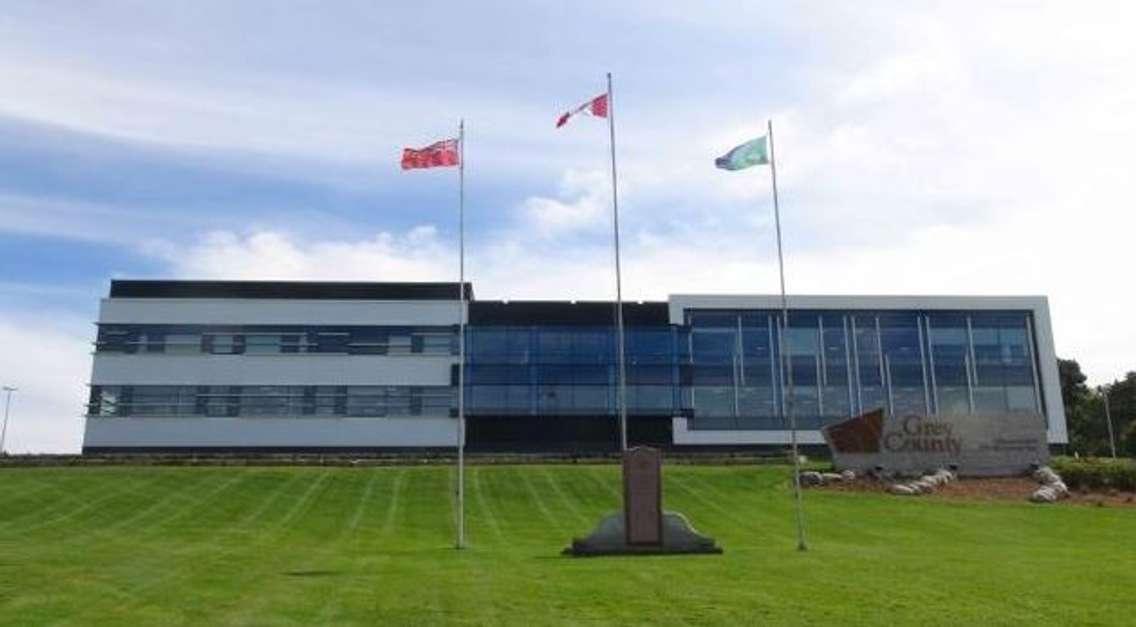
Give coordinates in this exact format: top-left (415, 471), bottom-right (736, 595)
top-left (1059, 358), bottom-right (1135, 457)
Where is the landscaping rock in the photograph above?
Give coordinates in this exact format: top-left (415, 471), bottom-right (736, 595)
top-left (889, 484), bottom-right (916, 495)
top-left (800, 471), bottom-right (824, 487)
top-left (1030, 486), bottom-right (1059, 503)
top-left (1028, 466), bottom-right (1068, 503)
top-left (912, 479), bottom-right (936, 493)
top-left (840, 470), bottom-right (856, 482)
top-left (821, 472), bottom-right (845, 484)
top-left (1034, 466), bottom-right (1061, 485)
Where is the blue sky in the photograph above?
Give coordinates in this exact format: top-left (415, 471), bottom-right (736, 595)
top-left (1, 1), bottom-right (1134, 451)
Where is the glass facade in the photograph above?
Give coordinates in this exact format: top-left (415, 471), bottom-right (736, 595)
top-left (683, 309), bottom-right (1043, 431)
top-left (464, 326), bottom-right (688, 416)
top-left (89, 308), bottom-right (1045, 431)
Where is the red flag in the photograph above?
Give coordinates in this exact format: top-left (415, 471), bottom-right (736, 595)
top-left (555, 93), bottom-right (608, 128)
top-left (401, 138), bottom-right (460, 170)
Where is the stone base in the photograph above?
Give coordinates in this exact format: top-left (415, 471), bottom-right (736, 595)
top-left (563, 511), bottom-right (723, 556)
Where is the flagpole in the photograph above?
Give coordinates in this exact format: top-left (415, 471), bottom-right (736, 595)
top-left (607, 72), bottom-right (629, 453)
top-left (456, 119), bottom-right (467, 549)
top-left (768, 118), bottom-right (807, 552)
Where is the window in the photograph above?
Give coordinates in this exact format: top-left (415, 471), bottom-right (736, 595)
top-left (970, 313), bottom-right (1039, 414)
top-left (165, 333), bottom-right (202, 355)
top-left (130, 386), bottom-right (191, 416)
top-left (88, 386), bottom-right (123, 416)
top-left (240, 386), bottom-right (297, 416)
top-left (205, 333), bottom-right (243, 354)
top-left (244, 334), bottom-right (282, 354)
top-left (928, 314), bottom-right (972, 415)
top-left (96, 329), bottom-right (132, 353)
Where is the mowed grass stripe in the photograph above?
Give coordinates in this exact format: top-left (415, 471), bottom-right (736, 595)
top-left (5, 472), bottom-right (168, 537)
top-left (469, 465), bottom-right (506, 545)
top-left (0, 468), bottom-right (154, 531)
top-left (318, 468), bottom-right (397, 624)
top-left (2, 465), bottom-right (1134, 626)
top-left (149, 470), bottom-right (339, 621)
top-left (133, 470), bottom-right (260, 539)
top-left (478, 464), bottom-right (532, 539)
top-left (517, 466), bottom-right (569, 534)
top-left (536, 466), bottom-right (591, 529)
top-left (70, 470), bottom-right (322, 622)
top-left (379, 467), bottom-right (409, 537)
top-left (48, 470), bottom-right (314, 625)
top-left (0, 470), bottom-right (105, 524)
top-left (346, 468), bottom-right (381, 534)
top-left (215, 470), bottom-right (366, 626)
top-left (53, 470), bottom-right (233, 546)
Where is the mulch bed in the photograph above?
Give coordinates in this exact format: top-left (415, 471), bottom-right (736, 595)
top-left (818, 476), bottom-right (1136, 507)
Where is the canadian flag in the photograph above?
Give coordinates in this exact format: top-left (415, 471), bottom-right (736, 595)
top-left (555, 93), bottom-right (608, 128)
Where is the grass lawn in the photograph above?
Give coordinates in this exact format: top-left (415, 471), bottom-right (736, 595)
top-left (0, 464), bottom-right (1132, 626)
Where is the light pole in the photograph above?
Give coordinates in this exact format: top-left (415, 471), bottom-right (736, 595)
top-left (1100, 385), bottom-right (1117, 459)
top-left (1, 386), bottom-right (16, 456)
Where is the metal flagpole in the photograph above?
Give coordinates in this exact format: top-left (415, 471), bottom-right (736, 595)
top-left (456, 120), bottom-right (467, 549)
top-left (607, 72), bottom-right (629, 453)
top-left (1, 386), bottom-right (16, 454)
top-left (1102, 385), bottom-right (1117, 459)
top-left (768, 119), bottom-right (807, 552)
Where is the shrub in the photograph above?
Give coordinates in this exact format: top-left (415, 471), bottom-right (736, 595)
top-left (1052, 456), bottom-right (1136, 491)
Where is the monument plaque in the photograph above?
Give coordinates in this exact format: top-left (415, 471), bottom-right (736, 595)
top-left (563, 445), bottom-right (722, 556)
top-left (623, 446), bottom-right (662, 545)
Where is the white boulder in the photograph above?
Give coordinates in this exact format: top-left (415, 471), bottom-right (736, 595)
top-left (800, 471), bottom-right (824, 487)
top-left (1034, 466), bottom-right (1061, 485)
top-left (912, 479), bottom-right (937, 493)
top-left (1029, 466), bottom-right (1069, 503)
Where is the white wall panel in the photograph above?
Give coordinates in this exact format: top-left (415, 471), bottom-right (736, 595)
top-left (671, 417), bottom-right (826, 445)
top-left (83, 417), bottom-right (458, 448)
top-left (668, 294), bottom-right (1052, 324)
top-left (99, 298), bottom-right (463, 325)
top-left (91, 354), bottom-right (455, 386)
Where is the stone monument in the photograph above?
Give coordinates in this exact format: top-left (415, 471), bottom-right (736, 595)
top-left (564, 446), bottom-right (722, 556)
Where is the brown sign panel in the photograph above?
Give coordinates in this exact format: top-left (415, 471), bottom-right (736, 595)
top-left (623, 446), bottom-right (663, 545)
top-left (823, 409), bottom-right (884, 453)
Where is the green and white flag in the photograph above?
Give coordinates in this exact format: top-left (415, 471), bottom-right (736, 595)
top-left (714, 135), bottom-right (769, 171)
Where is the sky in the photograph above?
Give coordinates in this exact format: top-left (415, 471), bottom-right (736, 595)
top-left (1, 1), bottom-right (1134, 452)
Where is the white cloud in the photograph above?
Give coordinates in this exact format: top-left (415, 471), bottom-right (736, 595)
top-left (5, 1), bottom-right (1136, 456)
top-left (0, 313), bottom-right (90, 454)
top-left (143, 227), bottom-right (452, 281)
top-left (521, 169), bottom-right (609, 237)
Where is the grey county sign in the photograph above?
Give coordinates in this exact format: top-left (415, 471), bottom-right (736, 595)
top-left (821, 409), bottom-right (1049, 476)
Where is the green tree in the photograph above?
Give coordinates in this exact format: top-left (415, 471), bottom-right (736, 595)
top-left (1060, 358), bottom-right (1100, 454)
top-left (1100, 372), bottom-right (1136, 457)
top-left (1062, 358), bottom-right (1136, 458)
